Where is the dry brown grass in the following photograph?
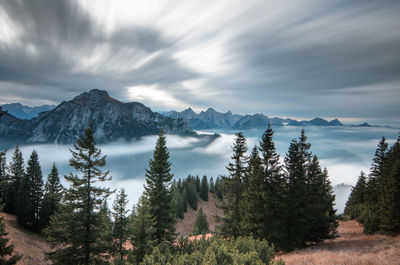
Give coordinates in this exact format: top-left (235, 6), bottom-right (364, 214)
top-left (175, 192), bottom-right (223, 236)
top-left (1, 212), bottom-right (51, 265)
top-left (276, 220), bottom-right (400, 265)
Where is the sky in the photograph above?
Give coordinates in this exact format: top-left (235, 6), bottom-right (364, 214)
top-left (1, 0), bottom-right (400, 125)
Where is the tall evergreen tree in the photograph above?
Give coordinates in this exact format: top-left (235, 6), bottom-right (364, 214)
top-left (209, 177), bottom-right (215, 193)
top-left (0, 151), bottom-right (9, 206)
top-left (241, 146), bottom-right (264, 237)
top-left (130, 196), bottom-right (156, 264)
top-left (378, 136), bottom-right (400, 234)
top-left (16, 150), bottom-right (43, 232)
top-left (217, 132), bottom-right (247, 238)
top-left (45, 124), bottom-right (112, 265)
top-left (344, 171), bottom-right (367, 219)
top-left (40, 163), bottom-right (64, 229)
top-left (5, 147), bottom-right (24, 214)
top-left (258, 124), bottom-right (286, 246)
top-left (282, 130), bottom-right (311, 251)
top-left (193, 208), bottom-right (209, 235)
top-left (304, 156), bottom-right (337, 242)
top-left (195, 176), bottom-right (201, 193)
top-left (200, 175), bottom-right (209, 201)
top-left (112, 188), bottom-right (130, 257)
top-left (144, 131), bottom-right (176, 245)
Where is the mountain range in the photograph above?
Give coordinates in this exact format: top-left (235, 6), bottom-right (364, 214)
top-left (0, 89), bottom-right (193, 144)
top-left (1, 103), bottom-right (56, 120)
top-left (163, 108), bottom-right (344, 130)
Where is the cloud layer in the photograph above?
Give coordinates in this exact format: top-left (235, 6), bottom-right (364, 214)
top-left (1, 0), bottom-right (399, 124)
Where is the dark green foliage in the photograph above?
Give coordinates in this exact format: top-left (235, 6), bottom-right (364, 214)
top-left (130, 196), bottom-right (155, 263)
top-left (378, 136), bottom-right (400, 234)
top-left (217, 132), bottom-right (247, 239)
top-left (241, 146), bottom-right (264, 237)
top-left (175, 191), bottom-right (185, 219)
top-left (344, 171), bottom-right (367, 219)
top-left (195, 176), bottom-right (200, 192)
top-left (199, 176), bottom-right (208, 201)
top-left (40, 163), bottom-right (64, 229)
top-left (0, 216), bottom-right (21, 264)
top-left (0, 151), bottom-right (8, 206)
top-left (5, 147), bottom-right (24, 214)
top-left (209, 177), bottom-right (215, 193)
top-left (258, 124), bottom-right (286, 246)
top-left (193, 208), bottom-right (209, 235)
top-left (112, 188), bottom-right (130, 257)
top-left (214, 177), bottom-right (223, 200)
top-left (186, 178), bottom-right (198, 210)
top-left (144, 130), bottom-right (176, 245)
top-left (142, 236), bottom-right (277, 265)
top-left (16, 150), bottom-right (43, 232)
top-left (45, 124), bottom-right (113, 265)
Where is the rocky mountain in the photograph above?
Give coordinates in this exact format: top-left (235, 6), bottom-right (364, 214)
top-left (163, 108), bottom-right (343, 129)
top-left (0, 89), bottom-right (193, 144)
top-left (1, 103), bottom-right (55, 119)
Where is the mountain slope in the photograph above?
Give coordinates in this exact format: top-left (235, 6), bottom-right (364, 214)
top-left (1, 103), bottom-right (55, 120)
top-left (0, 89), bottom-right (193, 144)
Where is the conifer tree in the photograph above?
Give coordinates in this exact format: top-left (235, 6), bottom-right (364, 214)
top-left (130, 196), bottom-right (155, 263)
top-left (241, 146), bottom-right (264, 237)
top-left (0, 151), bottom-right (9, 206)
top-left (258, 123), bottom-right (286, 245)
top-left (40, 163), bottom-right (64, 229)
top-left (186, 178), bottom-right (198, 210)
top-left (45, 124), bottom-right (112, 265)
top-left (144, 130), bottom-right (176, 245)
top-left (195, 176), bottom-right (201, 192)
top-left (282, 130), bottom-right (312, 251)
top-left (193, 208), bottom-right (209, 235)
top-left (378, 136), bottom-right (400, 234)
top-left (0, 215), bottom-right (21, 264)
top-left (209, 177), bottom-right (215, 193)
top-left (5, 147), bottom-right (24, 214)
top-left (344, 171), bottom-right (367, 219)
top-left (112, 188), bottom-right (130, 257)
top-left (304, 156), bottom-right (337, 242)
top-left (217, 132), bottom-right (247, 238)
top-left (214, 177), bottom-right (223, 200)
top-left (200, 175), bottom-right (209, 201)
top-left (16, 150), bottom-right (43, 232)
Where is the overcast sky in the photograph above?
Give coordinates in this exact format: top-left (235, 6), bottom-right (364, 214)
top-left (1, 0), bottom-right (399, 125)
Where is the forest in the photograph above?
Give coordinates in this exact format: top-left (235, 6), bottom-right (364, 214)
top-left (0, 122), bottom-right (399, 265)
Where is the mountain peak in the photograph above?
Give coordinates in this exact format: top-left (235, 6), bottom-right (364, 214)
top-left (72, 89), bottom-right (119, 104)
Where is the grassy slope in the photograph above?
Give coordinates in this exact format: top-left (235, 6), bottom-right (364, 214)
top-left (276, 220), bottom-right (400, 265)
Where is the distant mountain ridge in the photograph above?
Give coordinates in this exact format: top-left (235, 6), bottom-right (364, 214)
top-left (163, 108), bottom-right (344, 130)
top-left (0, 89), bottom-right (194, 144)
top-left (1, 103), bottom-right (55, 119)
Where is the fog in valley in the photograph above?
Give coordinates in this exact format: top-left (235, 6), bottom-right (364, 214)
top-left (4, 126), bottom-right (399, 213)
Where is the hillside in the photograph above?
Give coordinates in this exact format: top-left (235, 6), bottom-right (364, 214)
top-left (0, 212), bottom-right (50, 265)
top-left (276, 220), bottom-right (400, 265)
top-left (175, 193), bottom-right (223, 236)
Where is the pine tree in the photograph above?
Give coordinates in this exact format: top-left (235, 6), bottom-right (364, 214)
top-left (186, 178), bottom-right (198, 210)
top-left (112, 188), bottom-right (130, 257)
top-left (16, 150), bottom-right (43, 232)
top-left (344, 171), bottom-right (367, 219)
top-left (40, 163), bottom-right (64, 229)
top-left (282, 130), bottom-right (311, 251)
top-left (5, 147), bottom-right (24, 214)
top-left (193, 208), bottom-right (209, 235)
top-left (258, 123), bottom-right (286, 246)
top-left (45, 124), bottom-right (112, 265)
top-left (195, 176), bottom-right (201, 192)
top-left (378, 136), bottom-right (400, 234)
top-left (209, 177), bottom-right (215, 193)
top-left (144, 130), bottom-right (176, 245)
top-left (217, 132), bottom-right (247, 238)
top-left (304, 156), bottom-right (337, 242)
top-left (241, 146), bottom-right (264, 237)
top-left (200, 176), bottom-right (209, 201)
top-left (130, 196), bottom-right (156, 263)
top-left (0, 216), bottom-right (21, 264)
top-left (214, 177), bottom-right (223, 200)
top-left (0, 151), bottom-right (9, 208)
